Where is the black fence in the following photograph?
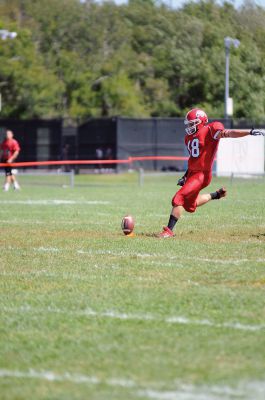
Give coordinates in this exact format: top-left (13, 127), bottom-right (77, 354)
top-left (0, 119), bottom-right (62, 164)
top-left (78, 118), bottom-right (116, 162)
top-left (0, 117), bottom-right (262, 171)
top-left (117, 118), bottom-right (184, 170)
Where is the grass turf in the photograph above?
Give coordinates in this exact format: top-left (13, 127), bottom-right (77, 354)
top-left (0, 173), bottom-right (265, 399)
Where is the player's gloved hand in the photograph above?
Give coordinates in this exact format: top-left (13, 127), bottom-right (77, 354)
top-left (250, 129), bottom-right (265, 136)
top-left (177, 175), bottom-right (186, 186)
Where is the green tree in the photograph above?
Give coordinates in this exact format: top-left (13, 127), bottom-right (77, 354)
top-left (0, 0), bottom-right (265, 120)
top-left (0, 24), bottom-right (63, 117)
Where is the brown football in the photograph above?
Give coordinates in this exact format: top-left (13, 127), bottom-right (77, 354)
top-left (121, 215), bottom-right (135, 235)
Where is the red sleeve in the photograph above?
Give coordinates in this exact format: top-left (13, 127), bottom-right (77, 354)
top-left (13, 140), bottom-right (20, 152)
top-left (209, 121), bottom-right (224, 141)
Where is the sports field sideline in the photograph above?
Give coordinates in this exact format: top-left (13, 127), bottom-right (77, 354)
top-left (0, 173), bottom-right (265, 400)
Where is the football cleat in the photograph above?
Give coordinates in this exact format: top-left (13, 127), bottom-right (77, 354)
top-left (158, 226), bottom-right (174, 238)
top-left (216, 187), bottom-right (227, 199)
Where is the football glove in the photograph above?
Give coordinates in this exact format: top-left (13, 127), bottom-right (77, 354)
top-left (177, 175), bottom-right (187, 186)
top-left (250, 129), bottom-right (265, 136)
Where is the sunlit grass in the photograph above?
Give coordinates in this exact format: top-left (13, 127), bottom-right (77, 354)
top-left (0, 174), bottom-right (265, 399)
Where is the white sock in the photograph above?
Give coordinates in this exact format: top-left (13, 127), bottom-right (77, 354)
top-left (4, 182), bottom-right (10, 191)
top-left (14, 181), bottom-right (20, 190)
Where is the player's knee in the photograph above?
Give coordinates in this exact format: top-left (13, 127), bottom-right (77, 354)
top-left (172, 194), bottom-right (182, 207)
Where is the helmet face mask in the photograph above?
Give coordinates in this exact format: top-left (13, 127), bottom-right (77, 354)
top-left (184, 118), bottom-right (203, 135)
top-left (184, 109), bottom-right (208, 135)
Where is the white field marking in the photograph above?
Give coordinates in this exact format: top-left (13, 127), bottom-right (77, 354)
top-left (0, 219), bottom-right (45, 225)
top-left (0, 200), bottom-right (110, 205)
top-left (138, 386), bottom-right (247, 400)
top-left (138, 259), bottom-right (186, 269)
top-left (138, 389), bottom-right (230, 400)
top-left (0, 370), bottom-right (265, 400)
top-left (1, 245), bottom-right (264, 266)
top-left (77, 249), bottom-right (154, 258)
top-left (138, 381), bottom-right (265, 400)
top-left (164, 316), bottom-right (265, 332)
top-left (183, 257), bottom-right (256, 266)
top-left (77, 249), bottom-right (265, 265)
top-left (35, 247), bottom-right (60, 252)
top-left (2, 305), bottom-right (265, 332)
top-left (0, 369), bottom-right (135, 388)
top-left (0, 219), bottom-right (107, 226)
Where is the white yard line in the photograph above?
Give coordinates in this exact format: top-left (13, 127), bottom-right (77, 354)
top-left (2, 305), bottom-right (265, 332)
top-left (0, 369), bottom-right (135, 388)
top-left (0, 219), bottom-right (45, 225)
top-left (35, 247), bottom-right (60, 252)
top-left (77, 249), bottom-right (265, 265)
top-left (138, 388), bottom-right (232, 400)
top-left (1, 245), bottom-right (264, 266)
top-left (77, 249), bottom-right (154, 258)
top-left (0, 200), bottom-right (110, 205)
top-left (0, 219), bottom-right (107, 225)
top-left (139, 382), bottom-right (265, 400)
top-left (0, 369), bottom-right (264, 399)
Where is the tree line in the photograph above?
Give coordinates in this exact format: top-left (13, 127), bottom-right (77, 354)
top-left (0, 0), bottom-right (264, 121)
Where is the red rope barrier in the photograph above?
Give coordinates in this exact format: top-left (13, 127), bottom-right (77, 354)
top-left (131, 156), bottom-right (188, 161)
top-left (0, 156), bottom-right (188, 168)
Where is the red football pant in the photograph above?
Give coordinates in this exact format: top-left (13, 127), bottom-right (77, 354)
top-left (172, 171), bottom-right (212, 213)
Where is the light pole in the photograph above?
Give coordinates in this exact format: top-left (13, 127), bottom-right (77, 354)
top-left (0, 29), bottom-right (17, 112)
top-left (224, 36), bottom-right (240, 120)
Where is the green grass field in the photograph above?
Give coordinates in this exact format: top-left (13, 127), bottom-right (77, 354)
top-left (1, 173), bottom-right (265, 400)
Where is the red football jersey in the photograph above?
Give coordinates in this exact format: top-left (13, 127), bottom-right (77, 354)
top-left (185, 121), bottom-right (224, 172)
top-left (1, 138), bottom-right (20, 162)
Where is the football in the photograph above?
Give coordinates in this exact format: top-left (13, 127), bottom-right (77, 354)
top-left (121, 215), bottom-right (135, 235)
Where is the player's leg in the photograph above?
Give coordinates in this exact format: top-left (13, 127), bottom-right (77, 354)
top-left (4, 176), bottom-right (11, 191)
top-left (171, 205), bottom-right (185, 219)
top-left (10, 173), bottom-right (20, 190)
top-left (158, 204), bottom-right (185, 238)
top-left (197, 187), bottom-right (227, 207)
top-left (3, 168), bottom-right (12, 191)
top-left (196, 193), bottom-right (211, 207)
top-left (159, 172), bottom-right (203, 238)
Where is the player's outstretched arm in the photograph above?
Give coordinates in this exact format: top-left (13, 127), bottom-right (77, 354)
top-left (218, 128), bottom-right (265, 139)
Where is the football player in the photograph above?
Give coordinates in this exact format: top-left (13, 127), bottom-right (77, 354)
top-left (159, 108), bottom-right (265, 238)
top-left (0, 130), bottom-right (21, 191)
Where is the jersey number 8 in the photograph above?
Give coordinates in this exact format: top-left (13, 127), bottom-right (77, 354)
top-left (188, 138), bottom-right (200, 158)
